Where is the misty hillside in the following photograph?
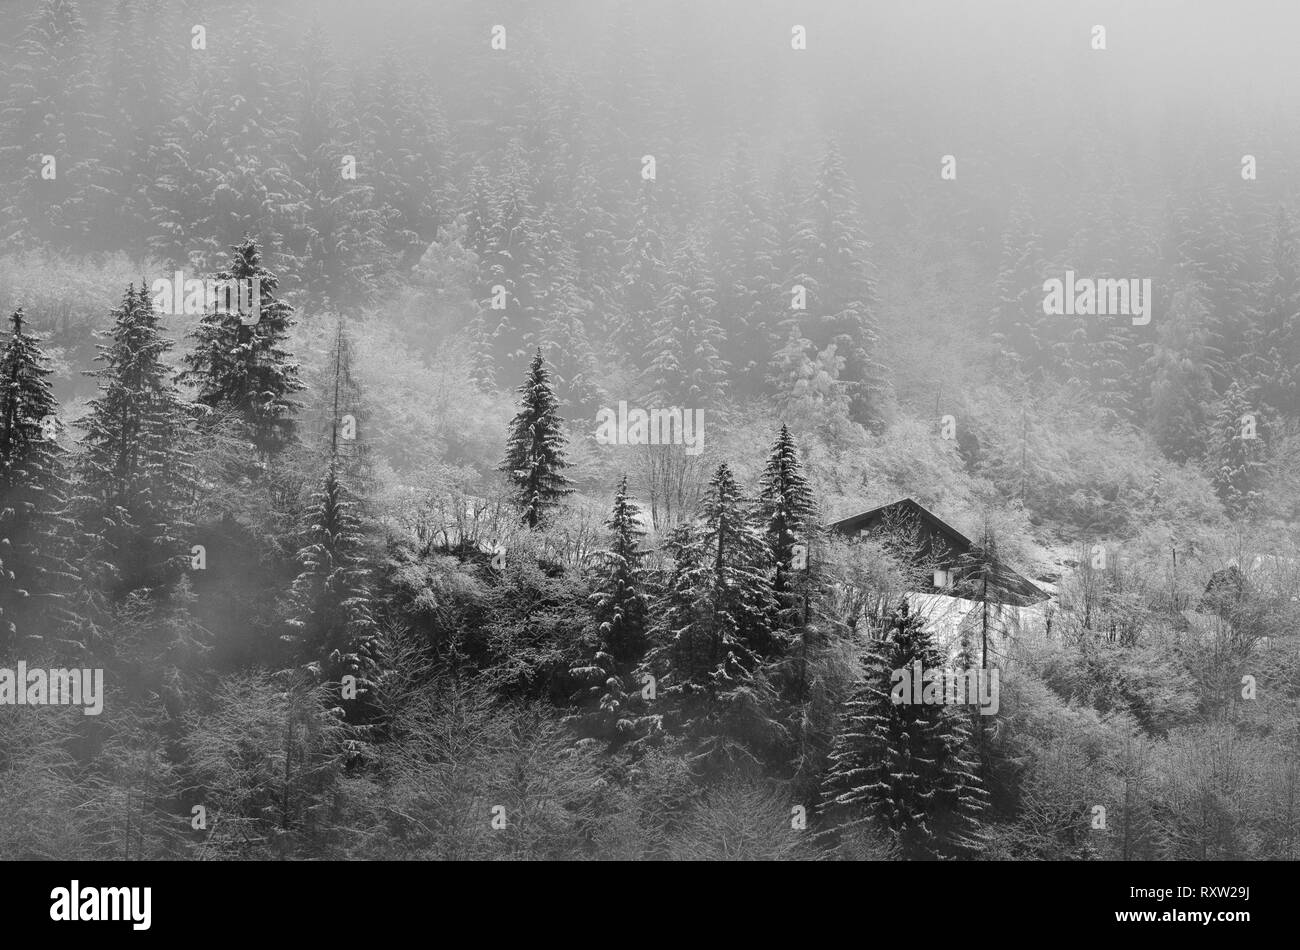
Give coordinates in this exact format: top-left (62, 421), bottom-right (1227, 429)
top-left (0, 0), bottom-right (1297, 862)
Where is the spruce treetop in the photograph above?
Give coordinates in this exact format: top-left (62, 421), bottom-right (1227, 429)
top-left (501, 348), bottom-right (572, 529)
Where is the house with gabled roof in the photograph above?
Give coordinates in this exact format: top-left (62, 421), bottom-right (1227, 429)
top-left (828, 497), bottom-right (1051, 657)
top-left (828, 497), bottom-right (1049, 607)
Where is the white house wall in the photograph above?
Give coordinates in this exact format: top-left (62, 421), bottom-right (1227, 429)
top-left (903, 592), bottom-right (1051, 663)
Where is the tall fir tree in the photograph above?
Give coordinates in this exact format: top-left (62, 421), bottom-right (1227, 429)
top-left (711, 140), bottom-right (780, 396)
top-left (535, 281), bottom-right (601, 411)
top-left (759, 424), bottom-right (815, 621)
top-left (785, 142), bottom-right (879, 423)
top-left (101, 0), bottom-right (177, 258)
top-left (530, 223), bottom-right (601, 410)
top-left (1168, 185), bottom-right (1252, 393)
top-left (462, 164), bottom-right (501, 389)
top-left (768, 328), bottom-right (852, 433)
top-left (568, 157), bottom-right (622, 330)
top-left (179, 238), bottom-right (304, 458)
top-left (820, 603), bottom-right (988, 859)
top-left (0, 0), bottom-right (111, 253)
top-left (0, 309), bottom-right (75, 651)
top-left (768, 146), bottom-right (806, 343)
top-left (645, 238), bottom-right (728, 406)
top-left (462, 162), bottom-right (495, 269)
top-left (615, 181), bottom-right (668, 365)
top-left (148, 5), bottom-right (294, 271)
top-left (285, 319), bottom-right (382, 723)
top-left (1208, 379), bottom-right (1265, 516)
top-left (355, 50), bottom-right (447, 267)
top-left (990, 190), bottom-right (1048, 374)
top-left (500, 348), bottom-right (572, 529)
top-left (1058, 182), bottom-right (1158, 417)
top-left (465, 306), bottom-right (499, 393)
top-left (284, 459), bottom-right (382, 724)
top-left (285, 25), bottom-right (388, 312)
top-left (570, 474), bottom-right (651, 739)
top-left (1147, 282), bottom-right (1217, 463)
top-left (477, 141), bottom-right (547, 374)
top-left (303, 320), bottom-right (376, 497)
top-left (951, 525), bottom-right (1024, 670)
top-left (1248, 206), bottom-right (1300, 418)
top-left (641, 463), bottom-right (777, 702)
top-left (72, 286), bottom-right (195, 599)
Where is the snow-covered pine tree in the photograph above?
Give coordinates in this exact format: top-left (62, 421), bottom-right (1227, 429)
top-left (615, 181), bottom-right (668, 364)
top-left (179, 238), bottom-right (304, 458)
top-left (570, 474), bottom-right (651, 739)
top-left (785, 142), bottom-right (879, 423)
top-left (413, 212), bottom-right (481, 319)
top-left (645, 238), bottom-right (728, 407)
top-left (283, 459), bottom-right (382, 725)
top-left (758, 424), bottom-right (823, 704)
top-left (101, 0), bottom-right (178, 259)
top-left (1055, 193), bottom-right (1149, 415)
top-left (820, 602), bottom-right (988, 859)
top-left (465, 306), bottom-right (499, 393)
top-left (1057, 181), bottom-right (1158, 418)
top-left (767, 147), bottom-right (806, 344)
top-left (460, 164), bottom-right (502, 389)
top-left (767, 327), bottom-right (852, 434)
top-left (1247, 206), bottom-right (1300, 418)
top-left (1169, 185), bottom-right (1252, 394)
top-left (148, 6), bottom-right (294, 272)
top-left (568, 157), bottom-right (622, 333)
top-left (695, 461), bottom-right (779, 663)
top-left (285, 25), bottom-right (388, 312)
top-left (1208, 379), bottom-right (1265, 516)
top-left (282, 315), bottom-right (383, 723)
top-left (355, 50), bottom-right (447, 267)
top-left (462, 162), bottom-right (495, 265)
top-left (590, 474), bottom-right (650, 668)
top-left (521, 75), bottom-right (583, 210)
top-left (0, 0), bottom-right (110, 253)
top-left (711, 141), bottom-right (780, 396)
top-left (72, 286), bottom-right (195, 598)
top-left (0, 309), bottom-right (76, 651)
top-left (638, 519), bottom-right (737, 719)
top-left (320, 321), bottom-right (375, 494)
top-left (478, 142), bottom-right (547, 374)
top-left (641, 463), bottom-right (777, 700)
top-left (1146, 281), bottom-right (1216, 463)
top-left (951, 524), bottom-right (1026, 670)
top-left (990, 189), bottom-right (1047, 374)
top-left (500, 348), bottom-right (572, 529)
top-left (535, 280), bottom-right (602, 412)
top-left (759, 424), bottom-right (816, 622)
top-left (951, 523), bottom-right (1011, 775)
top-left (529, 221), bottom-right (601, 410)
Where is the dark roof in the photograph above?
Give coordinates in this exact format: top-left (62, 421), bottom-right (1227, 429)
top-left (828, 497), bottom-right (1049, 606)
top-left (829, 497), bottom-right (969, 549)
